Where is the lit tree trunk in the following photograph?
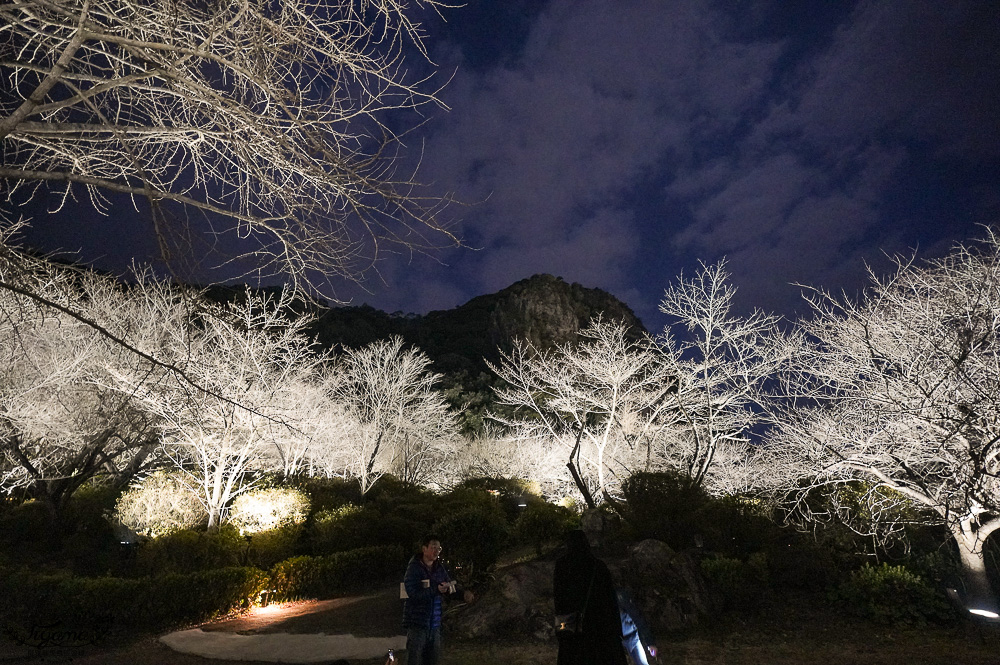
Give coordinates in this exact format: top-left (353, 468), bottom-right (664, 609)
top-left (952, 516), bottom-right (1000, 613)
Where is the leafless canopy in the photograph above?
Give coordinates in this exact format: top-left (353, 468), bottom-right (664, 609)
top-left (0, 0), bottom-right (458, 295)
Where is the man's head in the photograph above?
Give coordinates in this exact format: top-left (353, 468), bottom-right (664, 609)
top-left (420, 534), bottom-right (442, 562)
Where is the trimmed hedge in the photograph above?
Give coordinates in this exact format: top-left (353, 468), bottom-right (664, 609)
top-left (0, 566), bottom-right (267, 643)
top-left (268, 545), bottom-right (405, 600)
top-left (0, 544), bottom-right (406, 644)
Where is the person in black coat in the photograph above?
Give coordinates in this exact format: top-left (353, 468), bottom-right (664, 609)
top-left (553, 529), bottom-right (627, 665)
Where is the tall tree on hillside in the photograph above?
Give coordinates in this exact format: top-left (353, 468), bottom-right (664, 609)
top-left (0, 0), bottom-right (457, 293)
top-left (762, 231), bottom-right (1000, 613)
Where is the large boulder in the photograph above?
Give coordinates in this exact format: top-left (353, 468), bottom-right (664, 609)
top-left (447, 540), bottom-right (710, 641)
top-left (613, 539), bottom-right (713, 632)
top-left (447, 559), bottom-right (556, 641)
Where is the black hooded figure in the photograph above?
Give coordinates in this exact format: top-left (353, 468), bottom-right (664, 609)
top-left (553, 529), bottom-right (627, 665)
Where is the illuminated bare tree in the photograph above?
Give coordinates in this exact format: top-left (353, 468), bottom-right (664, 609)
top-left (112, 288), bottom-right (324, 528)
top-left (489, 319), bottom-right (676, 504)
top-left (0, 251), bottom-right (168, 510)
top-left (452, 425), bottom-right (574, 500)
top-left (0, 0), bottom-right (457, 293)
top-left (656, 260), bottom-right (785, 490)
top-left (337, 336), bottom-right (456, 494)
top-left (762, 231), bottom-right (1000, 612)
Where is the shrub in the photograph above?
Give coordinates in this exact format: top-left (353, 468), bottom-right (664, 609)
top-left (268, 545), bottom-right (404, 599)
top-left (433, 505), bottom-right (510, 583)
top-left (701, 552), bottom-right (771, 614)
top-left (134, 525), bottom-right (243, 575)
top-left (451, 477), bottom-right (538, 522)
top-left (835, 562), bottom-right (952, 626)
top-left (228, 487), bottom-right (310, 535)
top-left (365, 475), bottom-right (434, 506)
top-left (514, 501), bottom-right (577, 555)
top-left (0, 493), bottom-right (121, 575)
top-left (308, 503), bottom-right (425, 555)
top-left (114, 471), bottom-right (204, 538)
top-left (244, 525), bottom-right (304, 570)
top-left (0, 565), bottom-right (267, 641)
top-left (620, 471), bottom-right (712, 550)
top-left (0, 500), bottom-right (57, 565)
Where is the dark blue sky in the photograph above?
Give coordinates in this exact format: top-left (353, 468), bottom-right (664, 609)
top-left (20, 0), bottom-right (1000, 331)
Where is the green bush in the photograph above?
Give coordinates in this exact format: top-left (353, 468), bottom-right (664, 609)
top-left (290, 475), bottom-right (362, 513)
top-left (834, 562), bottom-right (952, 626)
top-left (514, 501), bottom-right (577, 555)
top-left (0, 565), bottom-right (267, 642)
top-left (433, 505), bottom-right (510, 583)
top-left (268, 545), bottom-right (404, 600)
top-left (0, 500), bottom-right (59, 565)
top-left (134, 525), bottom-right (243, 575)
top-left (244, 525), bottom-right (303, 570)
top-left (0, 493), bottom-right (122, 576)
top-left (308, 504), bottom-right (425, 555)
top-left (365, 475), bottom-right (435, 506)
top-left (114, 470), bottom-right (205, 538)
top-left (701, 552), bottom-right (771, 613)
top-left (620, 471), bottom-right (712, 551)
top-left (228, 486), bottom-right (310, 535)
top-left (450, 478), bottom-right (538, 522)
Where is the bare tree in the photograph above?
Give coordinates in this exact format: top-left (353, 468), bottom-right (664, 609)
top-left (336, 336), bottom-right (455, 494)
top-left (0, 252), bottom-right (165, 511)
top-left (1, 0), bottom-right (457, 293)
top-left (489, 318), bottom-right (675, 504)
top-left (657, 260), bottom-right (785, 490)
top-left (111, 287), bottom-right (324, 528)
top-left (762, 231), bottom-right (1000, 613)
top-left (451, 425), bottom-right (576, 501)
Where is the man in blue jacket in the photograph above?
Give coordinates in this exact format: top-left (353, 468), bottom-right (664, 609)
top-left (402, 535), bottom-right (455, 665)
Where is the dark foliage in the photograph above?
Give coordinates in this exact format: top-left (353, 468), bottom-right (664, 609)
top-left (433, 505), bottom-right (511, 585)
top-left (0, 565), bottom-right (267, 643)
top-left (268, 545), bottom-right (404, 600)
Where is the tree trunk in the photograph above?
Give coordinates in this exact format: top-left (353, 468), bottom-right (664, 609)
top-left (952, 522), bottom-right (998, 614)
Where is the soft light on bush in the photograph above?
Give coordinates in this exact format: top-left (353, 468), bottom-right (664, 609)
top-left (114, 471), bottom-right (204, 538)
top-left (228, 487), bottom-right (310, 535)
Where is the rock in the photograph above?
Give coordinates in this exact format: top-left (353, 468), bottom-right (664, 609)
top-left (612, 540), bottom-right (713, 632)
top-left (447, 559), bottom-right (556, 640)
top-left (446, 539), bottom-right (711, 641)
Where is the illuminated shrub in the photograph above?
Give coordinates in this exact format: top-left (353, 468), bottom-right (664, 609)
top-left (114, 471), bottom-right (204, 538)
top-left (835, 563), bottom-right (952, 626)
top-left (228, 487), bottom-right (310, 535)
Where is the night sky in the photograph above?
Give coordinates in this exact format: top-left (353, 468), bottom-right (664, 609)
top-left (19, 0), bottom-right (1000, 331)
